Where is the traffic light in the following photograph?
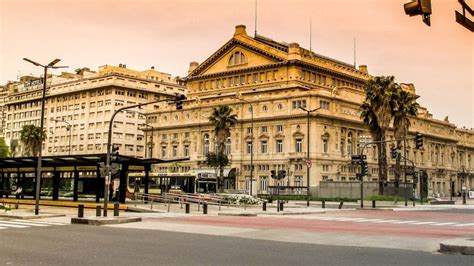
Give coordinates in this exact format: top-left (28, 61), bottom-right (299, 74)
top-left (277, 170), bottom-right (286, 180)
top-left (175, 94), bottom-right (186, 110)
top-left (270, 170), bottom-right (276, 179)
top-left (361, 160), bottom-right (368, 177)
top-left (415, 132), bottom-right (423, 149)
top-left (111, 144), bottom-right (120, 162)
top-left (413, 172), bottom-right (419, 184)
top-left (390, 146), bottom-right (398, 160)
top-left (404, 0), bottom-right (432, 26)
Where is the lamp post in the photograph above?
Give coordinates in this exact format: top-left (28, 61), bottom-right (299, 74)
top-left (23, 58), bottom-right (67, 215)
top-left (299, 106), bottom-right (321, 207)
top-left (55, 119), bottom-right (72, 155)
top-left (233, 95), bottom-right (254, 196)
top-left (103, 96), bottom-right (182, 216)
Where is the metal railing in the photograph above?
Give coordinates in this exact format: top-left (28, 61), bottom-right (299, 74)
top-left (134, 192), bottom-right (232, 212)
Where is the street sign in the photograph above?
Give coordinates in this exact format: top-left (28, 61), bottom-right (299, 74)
top-left (306, 160), bottom-right (312, 168)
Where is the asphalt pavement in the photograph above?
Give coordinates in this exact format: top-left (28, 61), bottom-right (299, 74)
top-left (0, 225), bottom-right (472, 266)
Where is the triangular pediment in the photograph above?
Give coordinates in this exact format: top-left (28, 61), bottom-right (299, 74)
top-left (189, 39), bottom-right (285, 77)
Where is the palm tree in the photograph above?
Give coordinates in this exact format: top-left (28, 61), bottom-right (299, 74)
top-left (392, 89), bottom-right (419, 189)
top-left (208, 105), bottom-right (238, 191)
top-left (360, 76), bottom-right (399, 195)
top-left (20, 125), bottom-right (45, 156)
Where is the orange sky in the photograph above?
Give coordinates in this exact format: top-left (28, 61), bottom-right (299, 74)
top-left (0, 0), bottom-right (472, 127)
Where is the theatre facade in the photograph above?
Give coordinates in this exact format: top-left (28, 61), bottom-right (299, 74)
top-left (146, 25), bottom-right (473, 197)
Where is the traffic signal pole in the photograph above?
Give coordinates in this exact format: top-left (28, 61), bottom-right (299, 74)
top-left (103, 96), bottom-right (181, 216)
top-left (357, 134), bottom-right (422, 208)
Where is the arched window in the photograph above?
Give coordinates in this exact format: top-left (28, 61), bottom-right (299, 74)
top-left (203, 134), bottom-right (210, 155)
top-left (228, 51), bottom-right (247, 66)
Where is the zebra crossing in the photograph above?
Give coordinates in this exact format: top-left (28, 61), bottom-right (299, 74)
top-left (312, 216), bottom-right (474, 227)
top-left (0, 219), bottom-right (67, 230)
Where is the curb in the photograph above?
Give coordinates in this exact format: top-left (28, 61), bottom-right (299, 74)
top-left (218, 213), bottom-right (258, 217)
top-left (71, 217), bottom-right (142, 225)
top-left (439, 238), bottom-right (474, 255)
top-left (356, 208), bottom-right (394, 211)
top-left (259, 211), bottom-right (326, 215)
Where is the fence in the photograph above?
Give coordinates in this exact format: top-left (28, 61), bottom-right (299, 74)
top-left (312, 181), bottom-right (413, 199)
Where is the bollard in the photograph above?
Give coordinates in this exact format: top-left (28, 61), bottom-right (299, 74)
top-left (185, 203), bottom-right (190, 214)
top-left (268, 197), bottom-right (273, 204)
top-left (338, 201), bottom-right (344, 209)
top-left (322, 200), bottom-right (325, 209)
top-left (113, 203), bottom-right (120, 217)
top-left (372, 200), bottom-right (376, 208)
top-left (279, 202), bottom-right (284, 211)
top-left (262, 202), bottom-right (267, 211)
top-left (78, 204), bottom-right (84, 218)
top-left (203, 203), bottom-right (208, 214)
top-left (96, 205), bottom-right (102, 217)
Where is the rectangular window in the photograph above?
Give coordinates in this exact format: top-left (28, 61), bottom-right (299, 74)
top-left (320, 100), bottom-right (330, 110)
top-left (172, 146), bottom-right (178, 157)
top-left (296, 139), bottom-right (303, 153)
top-left (261, 141), bottom-right (267, 154)
top-left (247, 142), bottom-right (253, 154)
top-left (184, 145), bottom-right (190, 157)
top-left (276, 125), bottom-right (283, 132)
top-left (276, 140), bottom-right (283, 153)
top-left (259, 177), bottom-right (268, 192)
top-left (247, 127), bottom-right (253, 135)
top-left (161, 147), bottom-right (167, 158)
top-left (323, 139), bottom-right (329, 153)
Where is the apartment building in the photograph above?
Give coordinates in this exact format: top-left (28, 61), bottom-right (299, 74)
top-left (3, 64), bottom-right (185, 158)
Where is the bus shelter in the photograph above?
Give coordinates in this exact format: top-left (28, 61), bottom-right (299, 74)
top-left (0, 154), bottom-right (184, 203)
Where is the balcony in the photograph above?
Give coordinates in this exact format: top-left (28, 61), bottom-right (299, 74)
top-left (288, 152), bottom-right (307, 160)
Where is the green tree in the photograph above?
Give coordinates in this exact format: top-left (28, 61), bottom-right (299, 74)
top-left (20, 125), bottom-right (45, 156)
top-left (360, 76), bottom-right (399, 195)
top-left (392, 89), bottom-right (419, 189)
top-left (208, 105), bottom-right (237, 191)
top-left (206, 152), bottom-right (229, 172)
top-left (0, 137), bottom-right (10, 157)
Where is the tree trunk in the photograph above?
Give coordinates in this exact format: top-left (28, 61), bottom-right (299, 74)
top-left (377, 132), bottom-right (388, 195)
top-left (395, 140), bottom-right (402, 190)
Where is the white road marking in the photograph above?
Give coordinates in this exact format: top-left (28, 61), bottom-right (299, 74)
top-left (0, 222), bottom-right (28, 228)
top-left (11, 220), bottom-right (67, 226)
top-left (0, 220), bottom-right (50, 227)
top-left (453, 223), bottom-right (474, 227)
top-left (431, 222), bottom-right (456, 226)
top-left (411, 221), bottom-right (437, 225)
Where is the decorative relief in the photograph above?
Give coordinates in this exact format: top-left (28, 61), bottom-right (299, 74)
top-left (341, 107), bottom-right (360, 117)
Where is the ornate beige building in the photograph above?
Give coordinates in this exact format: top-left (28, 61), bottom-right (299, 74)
top-left (146, 25), bottom-right (474, 196)
top-left (2, 64), bottom-right (185, 158)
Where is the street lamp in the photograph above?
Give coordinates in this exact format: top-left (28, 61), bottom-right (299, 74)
top-left (299, 106), bottom-right (321, 207)
top-left (54, 119), bottom-right (72, 155)
top-left (232, 94), bottom-right (254, 196)
top-left (23, 58), bottom-right (68, 215)
top-left (103, 95), bottom-right (184, 216)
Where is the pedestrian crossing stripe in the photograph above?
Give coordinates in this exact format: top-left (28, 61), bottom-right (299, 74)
top-left (314, 216), bottom-right (474, 227)
top-left (0, 220), bottom-right (50, 227)
top-left (11, 219), bottom-right (67, 225)
top-left (0, 219), bottom-right (67, 229)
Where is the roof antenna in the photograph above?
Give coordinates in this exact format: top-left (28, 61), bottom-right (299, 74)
top-left (353, 36), bottom-right (357, 68)
top-left (309, 20), bottom-right (312, 53)
top-left (254, 0), bottom-right (258, 37)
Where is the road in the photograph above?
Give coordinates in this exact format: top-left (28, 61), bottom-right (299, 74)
top-left (0, 224), bottom-right (472, 266)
